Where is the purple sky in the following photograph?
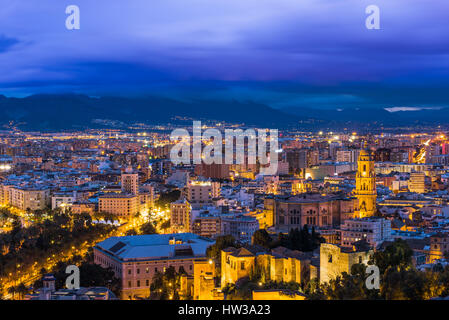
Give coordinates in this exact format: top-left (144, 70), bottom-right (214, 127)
top-left (0, 0), bottom-right (448, 109)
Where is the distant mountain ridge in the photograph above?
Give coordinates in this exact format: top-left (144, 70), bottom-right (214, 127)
top-left (0, 94), bottom-right (448, 131)
top-left (281, 105), bottom-right (449, 127)
top-left (0, 94), bottom-right (299, 131)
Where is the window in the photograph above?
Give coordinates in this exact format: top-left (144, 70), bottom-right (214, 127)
top-left (137, 280), bottom-right (140, 287)
top-left (241, 262), bottom-right (245, 270)
top-left (128, 281), bottom-right (132, 288)
top-left (359, 256), bottom-right (362, 264)
top-left (128, 269), bottom-right (131, 275)
top-left (146, 280), bottom-right (149, 286)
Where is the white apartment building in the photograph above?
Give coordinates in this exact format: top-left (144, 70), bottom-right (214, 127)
top-left (221, 214), bottom-right (259, 243)
top-left (341, 217), bottom-right (392, 248)
top-left (4, 186), bottom-right (50, 211)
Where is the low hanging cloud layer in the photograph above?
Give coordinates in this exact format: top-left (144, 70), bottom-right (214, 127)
top-left (0, 0), bottom-right (448, 109)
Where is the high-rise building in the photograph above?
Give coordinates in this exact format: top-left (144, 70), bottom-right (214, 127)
top-left (170, 199), bottom-right (192, 233)
top-left (121, 167), bottom-right (139, 195)
top-left (336, 149), bottom-right (360, 163)
top-left (354, 147), bottom-right (377, 218)
top-left (328, 142), bottom-right (341, 160)
top-left (285, 148), bottom-right (319, 174)
top-left (336, 150), bottom-right (352, 163)
top-left (286, 149), bottom-right (307, 173)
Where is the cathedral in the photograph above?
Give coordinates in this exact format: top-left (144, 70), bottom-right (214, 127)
top-left (354, 146), bottom-right (377, 218)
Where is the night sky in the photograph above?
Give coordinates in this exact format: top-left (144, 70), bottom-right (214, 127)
top-left (0, 0), bottom-right (448, 110)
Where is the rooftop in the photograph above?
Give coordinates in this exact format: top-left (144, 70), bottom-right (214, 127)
top-left (95, 233), bottom-right (215, 261)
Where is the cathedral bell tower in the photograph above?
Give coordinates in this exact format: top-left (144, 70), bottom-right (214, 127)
top-left (355, 144), bottom-right (376, 218)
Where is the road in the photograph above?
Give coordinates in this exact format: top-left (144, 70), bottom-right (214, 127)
top-left (1, 208), bottom-right (167, 300)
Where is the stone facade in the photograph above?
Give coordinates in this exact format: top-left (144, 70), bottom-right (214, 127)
top-left (319, 242), bottom-right (373, 284)
top-left (273, 194), bottom-right (356, 232)
top-left (220, 246), bottom-right (313, 289)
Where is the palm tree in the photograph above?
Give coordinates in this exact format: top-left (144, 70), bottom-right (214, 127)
top-left (222, 283), bottom-right (236, 300)
top-left (16, 283), bottom-right (29, 300)
top-left (7, 286), bottom-right (17, 300)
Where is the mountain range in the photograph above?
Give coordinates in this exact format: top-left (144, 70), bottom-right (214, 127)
top-left (0, 94), bottom-right (448, 131)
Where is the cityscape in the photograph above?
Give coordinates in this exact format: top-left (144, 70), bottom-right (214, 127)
top-left (1, 128), bottom-right (449, 300)
top-left (0, 0), bottom-right (449, 306)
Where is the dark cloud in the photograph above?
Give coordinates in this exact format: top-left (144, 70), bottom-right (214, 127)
top-left (0, 0), bottom-right (447, 110)
top-left (0, 34), bottom-right (19, 53)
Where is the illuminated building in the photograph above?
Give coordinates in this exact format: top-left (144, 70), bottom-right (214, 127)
top-left (409, 171), bottom-right (426, 193)
top-left (71, 201), bottom-right (96, 215)
top-left (220, 246), bottom-right (313, 289)
top-left (285, 149), bottom-right (319, 173)
top-left (428, 233), bottom-right (449, 263)
top-left (98, 193), bottom-right (139, 219)
top-left (319, 241), bottom-right (373, 284)
top-left (5, 186), bottom-right (50, 211)
top-left (192, 215), bottom-right (221, 239)
top-left (354, 148), bottom-right (377, 218)
top-left (51, 193), bottom-right (76, 211)
top-left (170, 199), bottom-right (192, 233)
top-left (220, 247), bottom-right (258, 288)
top-left (94, 233), bottom-right (215, 299)
top-left (121, 168), bottom-right (139, 195)
top-left (186, 180), bottom-right (220, 208)
top-left (273, 194), bottom-right (356, 231)
top-left (336, 149), bottom-right (360, 163)
top-left (340, 217), bottom-right (392, 248)
top-left (220, 215), bottom-right (259, 243)
top-left (192, 258), bottom-right (222, 300)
